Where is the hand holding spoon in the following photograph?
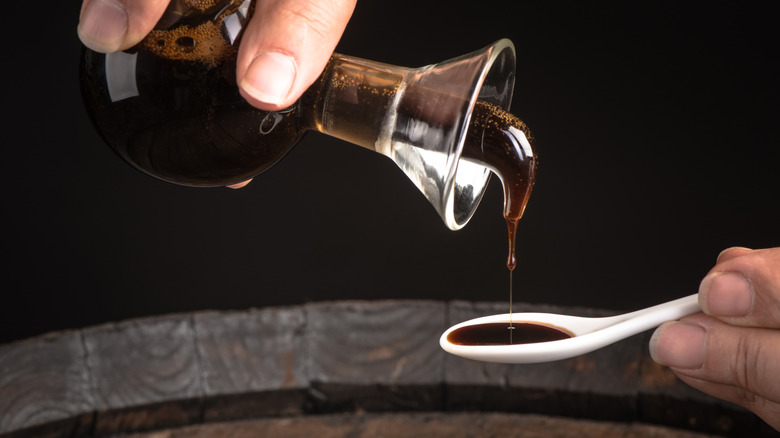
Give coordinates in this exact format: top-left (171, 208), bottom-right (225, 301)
top-left (440, 294), bottom-right (700, 364)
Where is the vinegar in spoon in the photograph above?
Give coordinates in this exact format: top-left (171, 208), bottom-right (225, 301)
top-left (447, 321), bottom-right (572, 346)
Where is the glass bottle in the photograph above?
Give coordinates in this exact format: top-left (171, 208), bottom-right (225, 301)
top-left (80, 0), bottom-right (529, 231)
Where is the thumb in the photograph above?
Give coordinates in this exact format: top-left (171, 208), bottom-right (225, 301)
top-left (78, 0), bottom-right (170, 53)
top-left (650, 313), bottom-right (780, 430)
top-left (236, 0), bottom-right (356, 111)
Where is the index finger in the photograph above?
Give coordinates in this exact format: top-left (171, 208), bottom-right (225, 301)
top-left (78, 0), bottom-right (170, 53)
top-left (699, 247), bottom-right (780, 329)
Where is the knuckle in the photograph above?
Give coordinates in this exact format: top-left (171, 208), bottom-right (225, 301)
top-left (716, 246), bottom-right (752, 263)
top-left (733, 334), bottom-right (768, 398)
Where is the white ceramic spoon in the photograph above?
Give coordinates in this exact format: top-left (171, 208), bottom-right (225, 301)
top-left (440, 294), bottom-right (700, 364)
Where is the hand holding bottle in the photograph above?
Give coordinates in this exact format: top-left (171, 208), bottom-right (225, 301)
top-left (78, 0), bottom-right (356, 111)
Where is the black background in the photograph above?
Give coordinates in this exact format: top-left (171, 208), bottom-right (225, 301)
top-left (2, 1), bottom-right (777, 344)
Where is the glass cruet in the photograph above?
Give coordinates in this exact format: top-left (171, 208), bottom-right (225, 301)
top-left (79, 0), bottom-right (521, 231)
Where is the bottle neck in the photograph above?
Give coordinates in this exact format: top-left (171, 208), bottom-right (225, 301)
top-left (302, 54), bottom-right (410, 154)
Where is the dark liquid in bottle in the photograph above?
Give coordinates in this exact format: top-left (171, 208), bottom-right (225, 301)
top-left (447, 322), bottom-right (572, 346)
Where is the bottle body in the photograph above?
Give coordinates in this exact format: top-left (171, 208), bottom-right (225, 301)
top-left (79, 0), bottom-right (305, 186)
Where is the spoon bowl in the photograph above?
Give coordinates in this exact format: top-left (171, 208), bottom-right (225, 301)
top-left (440, 294), bottom-right (700, 364)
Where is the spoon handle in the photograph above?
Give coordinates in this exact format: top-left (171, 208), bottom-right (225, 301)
top-left (608, 293), bottom-right (700, 337)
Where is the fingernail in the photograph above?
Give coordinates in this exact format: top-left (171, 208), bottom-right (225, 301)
top-left (77, 0), bottom-right (128, 52)
top-left (700, 272), bottom-right (753, 317)
top-left (649, 321), bottom-right (706, 369)
top-left (240, 51), bottom-right (297, 106)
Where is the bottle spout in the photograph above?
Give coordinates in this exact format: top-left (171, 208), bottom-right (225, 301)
top-left (389, 39), bottom-right (516, 230)
top-left (317, 39), bottom-right (517, 230)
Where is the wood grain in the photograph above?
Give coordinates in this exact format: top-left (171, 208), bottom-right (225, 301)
top-left (305, 300), bottom-right (447, 412)
top-left (193, 306), bottom-right (308, 420)
top-left (82, 315), bottom-right (202, 436)
top-left (0, 331), bottom-right (93, 438)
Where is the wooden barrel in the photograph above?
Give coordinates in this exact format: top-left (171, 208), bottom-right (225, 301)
top-left (0, 300), bottom-right (775, 437)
